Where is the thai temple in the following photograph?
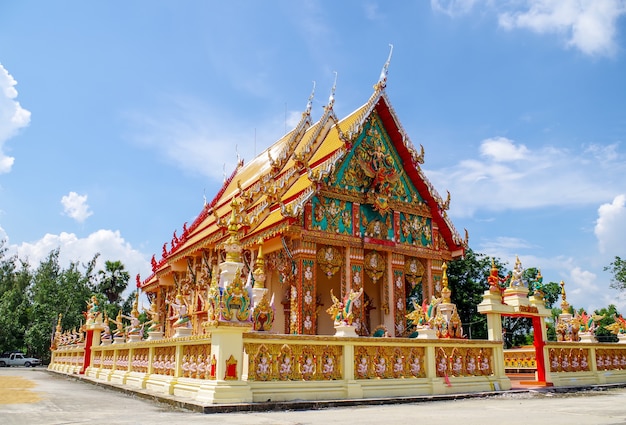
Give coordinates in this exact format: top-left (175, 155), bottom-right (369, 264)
top-left (48, 54), bottom-right (626, 406)
top-left (140, 53), bottom-right (467, 339)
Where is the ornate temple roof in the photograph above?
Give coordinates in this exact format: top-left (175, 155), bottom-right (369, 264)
top-left (141, 71), bottom-right (466, 289)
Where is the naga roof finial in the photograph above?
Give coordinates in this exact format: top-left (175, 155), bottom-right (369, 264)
top-left (306, 81), bottom-right (316, 114)
top-left (328, 71), bottom-right (338, 107)
top-left (375, 44), bottom-right (394, 90)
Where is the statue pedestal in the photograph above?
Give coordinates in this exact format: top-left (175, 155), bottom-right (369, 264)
top-left (334, 324), bottom-right (358, 337)
top-left (579, 332), bottom-right (597, 343)
top-left (251, 287), bottom-right (267, 307)
top-left (173, 327), bottom-right (193, 338)
top-left (113, 337), bottom-right (126, 344)
top-left (415, 328), bottom-right (438, 339)
top-left (147, 331), bottom-right (164, 341)
top-left (219, 261), bottom-right (244, 287)
top-left (101, 338), bottom-right (112, 346)
top-left (127, 334), bottom-right (142, 343)
top-left (503, 287), bottom-right (531, 307)
top-left (618, 334), bottom-right (626, 344)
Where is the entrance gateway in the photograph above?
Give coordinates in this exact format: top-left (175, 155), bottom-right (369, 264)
top-left (478, 257), bottom-right (552, 385)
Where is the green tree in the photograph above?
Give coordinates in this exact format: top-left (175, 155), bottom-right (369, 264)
top-left (446, 248), bottom-right (508, 339)
top-left (605, 256), bottom-right (626, 291)
top-left (594, 304), bottom-right (619, 343)
top-left (97, 260), bottom-right (130, 304)
top-left (541, 281), bottom-right (562, 309)
top-left (26, 249), bottom-right (64, 361)
top-left (0, 242), bottom-right (32, 354)
top-left (26, 250), bottom-right (98, 361)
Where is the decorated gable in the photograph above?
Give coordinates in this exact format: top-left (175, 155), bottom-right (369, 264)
top-left (333, 112), bottom-right (424, 214)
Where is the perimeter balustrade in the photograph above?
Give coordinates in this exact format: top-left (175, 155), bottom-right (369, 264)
top-left (50, 330), bottom-right (509, 404)
top-left (503, 342), bottom-right (626, 386)
top-left (48, 343), bottom-right (85, 375)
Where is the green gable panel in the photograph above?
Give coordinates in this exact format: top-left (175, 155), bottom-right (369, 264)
top-left (399, 212), bottom-right (433, 248)
top-left (360, 204), bottom-right (393, 241)
top-left (332, 112), bottom-right (424, 206)
top-left (311, 195), bottom-right (353, 235)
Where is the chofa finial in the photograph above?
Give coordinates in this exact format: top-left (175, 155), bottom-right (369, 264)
top-left (376, 44), bottom-right (394, 89)
top-left (306, 81), bottom-right (316, 114)
top-left (328, 71), bottom-right (338, 107)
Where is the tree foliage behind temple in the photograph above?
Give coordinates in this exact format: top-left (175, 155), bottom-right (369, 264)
top-left (0, 241), bottom-right (131, 362)
top-left (446, 248), bottom-right (508, 340)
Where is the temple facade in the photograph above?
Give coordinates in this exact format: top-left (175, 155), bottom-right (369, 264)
top-left (140, 70), bottom-right (467, 338)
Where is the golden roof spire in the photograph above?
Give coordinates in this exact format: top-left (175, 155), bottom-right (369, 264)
top-left (224, 199), bottom-right (243, 263)
top-left (252, 244), bottom-right (266, 289)
top-left (441, 262), bottom-right (451, 303)
top-left (560, 280), bottom-right (570, 312)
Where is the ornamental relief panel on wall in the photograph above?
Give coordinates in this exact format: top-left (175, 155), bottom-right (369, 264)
top-left (364, 251), bottom-right (385, 283)
top-left (360, 204), bottom-right (393, 241)
top-left (404, 257), bottom-right (424, 288)
top-left (399, 212), bottom-right (432, 247)
top-left (311, 196), bottom-right (352, 235)
top-left (316, 246), bottom-right (343, 279)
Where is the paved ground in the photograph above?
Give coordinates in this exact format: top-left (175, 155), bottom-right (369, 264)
top-left (2, 367), bottom-right (626, 425)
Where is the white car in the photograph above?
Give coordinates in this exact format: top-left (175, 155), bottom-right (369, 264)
top-left (0, 352), bottom-right (41, 367)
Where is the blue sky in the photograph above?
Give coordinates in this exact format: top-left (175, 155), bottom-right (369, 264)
top-left (1, 1), bottom-right (625, 313)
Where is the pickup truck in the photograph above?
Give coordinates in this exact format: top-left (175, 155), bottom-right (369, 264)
top-left (0, 352), bottom-right (41, 367)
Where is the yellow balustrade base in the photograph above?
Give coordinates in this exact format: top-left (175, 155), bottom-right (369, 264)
top-left (196, 380), bottom-right (253, 404)
top-left (145, 374), bottom-right (177, 395)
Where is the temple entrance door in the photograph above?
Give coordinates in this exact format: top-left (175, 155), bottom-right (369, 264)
top-left (363, 276), bottom-right (382, 336)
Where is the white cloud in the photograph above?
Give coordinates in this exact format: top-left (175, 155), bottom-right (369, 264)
top-left (364, 2), bottom-right (383, 21)
top-left (14, 229), bottom-right (151, 296)
top-left (432, 1), bottom-right (626, 57)
top-left (568, 265), bottom-right (599, 293)
top-left (431, 0), bottom-right (483, 17)
top-left (426, 137), bottom-right (625, 216)
top-left (128, 95), bottom-right (301, 183)
top-left (595, 194), bottom-right (626, 254)
top-left (61, 192), bottom-right (93, 223)
top-left (0, 64), bottom-right (31, 174)
top-left (498, 0), bottom-right (626, 56)
top-left (480, 137), bottom-right (529, 162)
top-left (478, 236), bottom-right (534, 258)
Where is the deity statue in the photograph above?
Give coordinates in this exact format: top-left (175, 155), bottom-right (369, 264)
top-left (86, 295), bottom-right (101, 324)
top-left (167, 291), bottom-right (190, 329)
top-left (529, 269), bottom-right (545, 297)
top-left (122, 295), bottom-right (142, 336)
top-left (487, 258), bottom-right (509, 294)
top-left (509, 256), bottom-right (526, 287)
top-left (326, 287), bottom-right (364, 326)
top-left (110, 310), bottom-right (125, 338)
top-left (605, 314), bottom-right (626, 335)
top-left (101, 312), bottom-right (112, 341)
top-left (144, 303), bottom-right (162, 333)
top-left (406, 299), bottom-right (432, 329)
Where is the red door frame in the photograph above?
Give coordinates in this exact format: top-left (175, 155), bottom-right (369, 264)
top-left (502, 313), bottom-right (548, 385)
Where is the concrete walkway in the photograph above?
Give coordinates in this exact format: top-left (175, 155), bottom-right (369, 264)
top-left (2, 367), bottom-right (626, 424)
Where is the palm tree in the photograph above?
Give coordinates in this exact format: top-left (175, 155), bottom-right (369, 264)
top-left (97, 260), bottom-right (130, 304)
